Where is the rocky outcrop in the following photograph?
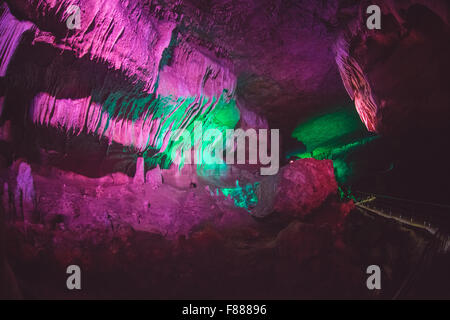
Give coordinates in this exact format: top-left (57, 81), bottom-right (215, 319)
top-left (0, 5), bottom-right (34, 77)
top-left (146, 165), bottom-right (163, 189)
top-left (133, 156), bottom-right (145, 184)
top-left (3, 0), bottom-right (450, 144)
top-left (274, 159), bottom-right (338, 218)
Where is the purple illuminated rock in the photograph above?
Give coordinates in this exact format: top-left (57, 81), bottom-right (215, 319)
top-left (146, 165), bottom-right (163, 190)
top-left (5, 0), bottom-right (178, 92)
top-left (133, 157), bottom-right (145, 184)
top-left (12, 161), bottom-right (36, 222)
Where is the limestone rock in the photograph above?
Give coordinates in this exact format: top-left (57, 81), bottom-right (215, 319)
top-left (14, 162), bottom-right (36, 221)
top-left (146, 165), bottom-right (163, 190)
top-left (274, 159), bottom-right (337, 218)
top-left (133, 157), bottom-right (145, 185)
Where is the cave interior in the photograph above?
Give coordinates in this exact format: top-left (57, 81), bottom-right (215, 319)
top-left (0, 0), bottom-right (450, 299)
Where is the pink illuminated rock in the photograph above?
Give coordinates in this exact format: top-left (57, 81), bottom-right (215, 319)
top-left (0, 4), bottom-right (34, 77)
top-left (157, 41), bottom-right (236, 99)
top-left (3, 0), bottom-right (449, 142)
top-left (133, 157), bottom-right (145, 184)
top-left (274, 159), bottom-right (337, 218)
top-left (0, 4), bottom-right (34, 114)
top-left (5, 0), bottom-right (177, 92)
top-left (161, 164), bottom-right (198, 190)
top-left (146, 165), bottom-right (163, 190)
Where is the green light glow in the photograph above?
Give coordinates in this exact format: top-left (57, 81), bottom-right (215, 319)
top-left (220, 180), bottom-right (260, 211)
top-left (291, 105), bottom-right (378, 184)
top-left (93, 87), bottom-right (240, 171)
top-left (292, 106), bottom-right (368, 153)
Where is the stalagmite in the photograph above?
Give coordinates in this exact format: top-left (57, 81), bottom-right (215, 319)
top-left (14, 162), bottom-right (36, 222)
top-left (133, 156), bottom-right (145, 184)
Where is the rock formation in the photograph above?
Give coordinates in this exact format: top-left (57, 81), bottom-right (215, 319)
top-left (0, 0), bottom-right (449, 299)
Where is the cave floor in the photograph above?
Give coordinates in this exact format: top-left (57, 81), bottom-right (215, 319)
top-left (4, 169), bottom-right (444, 299)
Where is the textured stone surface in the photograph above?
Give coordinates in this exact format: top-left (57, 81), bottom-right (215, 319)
top-left (145, 165), bottom-right (163, 190)
top-left (6, 0), bottom-right (178, 92)
top-left (274, 159), bottom-right (338, 218)
top-left (13, 161), bottom-right (36, 222)
top-left (2, 0), bottom-right (449, 149)
top-left (133, 156), bottom-right (145, 184)
top-left (1, 0), bottom-right (450, 299)
top-left (335, 0), bottom-right (450, 135)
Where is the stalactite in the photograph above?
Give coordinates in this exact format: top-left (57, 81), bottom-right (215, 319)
top-left (30, 90), bottom-right (240, 166)
top-left (0, 4), bottom-right (34, 77)
top-left (0, 3), bottom-right (34, 118)
top-left (335, 35), bottom-right (379, 132)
